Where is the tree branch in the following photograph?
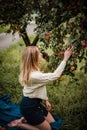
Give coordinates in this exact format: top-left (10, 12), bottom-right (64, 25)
top-left (32, 35), bottom-right (39, 46)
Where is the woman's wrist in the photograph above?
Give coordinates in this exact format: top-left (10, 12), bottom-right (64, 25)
top-left (63, 59), bottom-right (67, 63)
top-left (46, 100), bottom-right (48, 102)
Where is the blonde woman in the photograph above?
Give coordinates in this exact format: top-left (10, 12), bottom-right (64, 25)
top-left (8, 46), bottom-right (72, 130)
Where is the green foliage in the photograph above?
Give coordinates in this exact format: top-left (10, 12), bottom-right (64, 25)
top-left (0, 0), bottom-right (36, 31)
top-left (36, 0), bottom-right (87, 77)
top-left (0, 0), bottom-right (39, 46)
top-left (47, 73), bottom-right (87, 130)
top-left (0, 25), bottom-right (10, 33)
top-left (0, 41), bottom-right (25, 103)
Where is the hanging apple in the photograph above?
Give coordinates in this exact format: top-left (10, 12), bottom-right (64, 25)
top-left (81, 42), bottom-right (87, 48)
top-left (45, 33), bottom-right (50, 40)
top-left (58, 51), bottom-right (64, 58)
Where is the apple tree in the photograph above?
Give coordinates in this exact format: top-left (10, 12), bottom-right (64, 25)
top-left (35, 0), bottom-right (87, 76)
top-left (0, 0), bottom-right (50, 61)
top-left (0, 0), bottom-right (39, 46)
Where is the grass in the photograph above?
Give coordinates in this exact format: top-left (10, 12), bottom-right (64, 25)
top-left (0, 38), bottom-right (87, 130)
top-left (47, 73), bottom-right (87, 130)
top-left (0, 24), bottom-right (10, 33)
top-left (0, 39), bottom-right (25, 102)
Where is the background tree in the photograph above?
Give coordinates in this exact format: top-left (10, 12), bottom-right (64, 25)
top-left (0, 0), bottom-right (49, 61)
top-left (0, 0), bottom-right (39, 46)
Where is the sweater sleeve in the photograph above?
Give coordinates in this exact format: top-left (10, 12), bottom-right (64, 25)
top-left (30, 60), bottom-right (66, 85)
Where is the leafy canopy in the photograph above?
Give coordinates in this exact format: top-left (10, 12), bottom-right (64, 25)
top-left (35, 0), bottom-right (87, 76)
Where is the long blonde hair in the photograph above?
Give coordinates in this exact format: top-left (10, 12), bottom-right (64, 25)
top-left (19, 46), bottom-right (40, 86)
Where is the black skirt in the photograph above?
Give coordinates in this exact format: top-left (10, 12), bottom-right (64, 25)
top-left (20, 96), bottom-right (48, 126)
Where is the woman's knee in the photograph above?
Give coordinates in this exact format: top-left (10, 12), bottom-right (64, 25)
top-left (45, 112), bottom-right (55, 123)
top-left (36, 120), bottom-right (52, 130)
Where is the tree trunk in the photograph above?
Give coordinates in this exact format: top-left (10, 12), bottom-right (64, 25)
top-left (32, 35), bottom-right (39, 46)
top-left (20, 28), bottom-right (31, 46)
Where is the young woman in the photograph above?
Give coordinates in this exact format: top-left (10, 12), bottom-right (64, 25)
top-left (8, 46), bottom-right (72, 130)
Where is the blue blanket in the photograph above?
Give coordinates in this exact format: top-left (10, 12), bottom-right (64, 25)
top-left (0, 94), bottom-right (24, 130)
top-left (0, 94), bottom-right (63, 130)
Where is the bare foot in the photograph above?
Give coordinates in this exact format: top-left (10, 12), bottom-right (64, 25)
top-left (7, 117), bottom-right (27, 127)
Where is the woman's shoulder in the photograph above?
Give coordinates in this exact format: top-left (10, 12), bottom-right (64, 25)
top-left (31, 70), bottom-right (42, 77)
top-left (29, 71), bottom-right (44, 82)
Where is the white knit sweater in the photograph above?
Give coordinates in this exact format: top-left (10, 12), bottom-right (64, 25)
top-left (23, 60), bottom-right (66, 100)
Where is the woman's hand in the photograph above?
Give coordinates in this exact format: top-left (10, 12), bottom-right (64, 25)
top-left (45, 100), bottom-right (51, 111)
top-left (63, 46), bottom-right (72, 62)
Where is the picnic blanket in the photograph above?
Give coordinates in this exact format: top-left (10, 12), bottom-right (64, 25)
top-left (0, 94), bottom-right (24, 130)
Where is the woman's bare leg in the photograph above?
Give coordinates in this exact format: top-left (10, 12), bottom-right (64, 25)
top-left (45, 112), bottom-right (55, 123)
top-left (35, 112), bottom-right (56, 130)
top-left (22, 112), bottom-right (55, 130)
top-left (45, 112), bottom-right (63, 130)
top-left (8, 112), bottom-right (55, 130)
top-left (18, 123), bottom-right (39, 130)
top-left (36, 120), bottom-right (52, 130)
top-left (8, 117), bottom-right (39, 130)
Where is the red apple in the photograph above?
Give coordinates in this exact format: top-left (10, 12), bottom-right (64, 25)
top-left (81, 42), bottom-right (87, 47)
top-left (59, 51), bottom-right (64, 55)
top-left (58, 51), bottom-right (64, 58)
top-left (45, 33), bottom-right (50, 40)
top-left (67, 5), bottom-right (71, 11)
top-left (74, 51), bottom-right (79, 56)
